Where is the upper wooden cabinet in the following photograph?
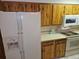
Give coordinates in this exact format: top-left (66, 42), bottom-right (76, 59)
top-left (40, 4), bottom-right (52, 26)
top-left (72, 5), bottom-right (79, 14)
top-left (24, 3), bottom-right (39, 12)
top-left (52, 4), bottom-right (65, 25)
top-left (64, 5), bottom-right (73, 15)
top-left (52, 4), bottom-right (79, 25)
top-left (0, 2), bottom-right (2, 11)
top-left (2, 2), bottom-right (39, 12)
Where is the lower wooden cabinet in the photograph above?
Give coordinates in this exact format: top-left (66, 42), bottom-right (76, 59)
top-left (41, 41), bottom-right (55, 59)
top-left (41, 39), bottom-right (66, 59)
top-left (55, 39), bottom-right (66, 58)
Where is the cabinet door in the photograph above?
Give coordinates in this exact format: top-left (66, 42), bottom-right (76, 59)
top-left (50, 41), bottom-right (55, 59)
top-left (52, 4), bottom-right (65, 25)
top-left (2, 2), bottom-right (8, 11)
top-left (40, 4), bottom-right (52, 26)
top-left (72, 5), bottom-right (79, 14)
top-left (0, 2), bottom-right (2, 11)
top-left (55, 39), bottom-right (66, 58)
top-left (16, 2), bottom-right (25, 11)
top-left (6, 2), bottom-right (17, 12)
top-left (64, 5), bottom-right (73, 15)
top-left (41, 41), bottom-right (55, 59)
top-left (41, 42), bottom-right (51, 59)
top-left (24, 3), bottom-right (39, 12)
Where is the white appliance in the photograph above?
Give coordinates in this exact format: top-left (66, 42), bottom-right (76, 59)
top-left (0, 11), bottom-right (41, 59)
top-left (60, 15), bottom-right (79, 56)
top-left (66, 35), bottom-right (79, 56)
top-left (63, 15), bottom-right (79, 27)
top-left (60, 30), bottom-right (79, 56)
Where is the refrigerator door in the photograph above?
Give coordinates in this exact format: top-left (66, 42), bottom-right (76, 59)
top-left (17, 12), bottom-right (41, 59)
top-left (0, 12), bottom-right (21, 59)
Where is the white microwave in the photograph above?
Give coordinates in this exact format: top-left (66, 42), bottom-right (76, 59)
top-left (63, 15), bottom-right (79, 27)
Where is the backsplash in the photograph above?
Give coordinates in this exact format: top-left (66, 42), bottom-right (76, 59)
top-left (41, 25), bottom-right (61, 34)
top-left (41, 25), bottom-right (79, 34)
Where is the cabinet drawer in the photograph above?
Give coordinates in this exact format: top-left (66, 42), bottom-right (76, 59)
top-left (42, 41), bottom-right (54, 46)
top-left (55, 39), bottom-right (66, 44)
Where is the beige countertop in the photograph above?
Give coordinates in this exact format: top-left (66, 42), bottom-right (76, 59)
top-left (41, 33), bottom-right (67, 42)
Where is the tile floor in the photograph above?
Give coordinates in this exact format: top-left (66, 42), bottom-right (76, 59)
top-left (59, 54), bottom-right (79, 59)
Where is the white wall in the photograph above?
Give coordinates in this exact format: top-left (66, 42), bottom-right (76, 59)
top-left (1, 0), bottom-right (52, 3)
top-left (52, 0), bottom-right (79, 4)
top-left (1, 0), bottom-right (79, 4)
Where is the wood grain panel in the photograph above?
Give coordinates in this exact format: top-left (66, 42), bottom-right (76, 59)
top-left (52, 4), bottom-right (65, 25)
top-left (40, 4), bottom-right (44, 26)
top-left (41, 41), bottom-right (55, 59)
top-left (24, 3), bottom-right (39, 12)
top-left (40, 4), bottom-right (52, 26)
top-left (2, 2), bottom-right (39, 12)
top-left (2, 2), bottom-right (9, 11)
top-left (44, 45), bottom-right (51, 59)
top-left (42, 42), bottom-right (52, 59)
top-left (55, 39), bottom-right (66, 58)
top-left (6, 2), bottom-right (17, 12)
top-left (72, 5), bottom-right (79, 14)
top-left (16, 2), bottom-right (25, 11)
top-left (64, 5), bottom-right (73, 15)
top-left (24, 3), bottom-right (32, 12)
top-left (0, 2), bottom-right (2, 11)
top-left (50, 41), bottom-right (55, 59)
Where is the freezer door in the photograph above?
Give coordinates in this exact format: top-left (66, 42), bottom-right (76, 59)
top-left (0, 12), bottom-right (21, 59)
top-left (18, 12), bottom-right (41, 59)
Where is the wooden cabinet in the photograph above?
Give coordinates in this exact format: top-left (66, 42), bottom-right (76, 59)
top-left (41, 39), bottom-right (66, 59)
top-left (64, 5), bottom-right (73, 15)
top-left (40, 4), bottom-right (52, 26)
top-left (55, 39), bottom-right (66, 58)
top-left (2, 2), bottom-right (39, 12)
top-left (2, 2), bottom-right (8, 11)
top-left (16, 2), bottom-right (25, 11)
top-left (6, 2), bottom-right (17, 12)
top-left (0, 2), bottom-right (2, 11)
top-left (41, 41), bottom-right (55, 59)
top-left (72, 5), bottom-right (79, 14)
top-left (24, 3), bottom-right (39, 12)
top-left (52, 4), bottom-right (65, 25)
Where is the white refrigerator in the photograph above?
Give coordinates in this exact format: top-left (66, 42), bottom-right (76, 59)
top-left (0, 11), bottom-right (41, 59)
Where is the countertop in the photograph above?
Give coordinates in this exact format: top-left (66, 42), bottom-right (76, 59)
top-left (41, 33), bottom-right (67, 42)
